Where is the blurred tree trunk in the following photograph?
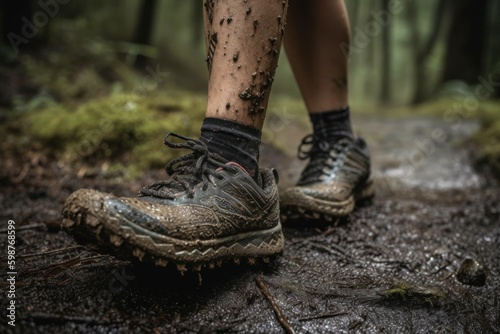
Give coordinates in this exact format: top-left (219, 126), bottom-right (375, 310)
top-left (408, 0), bottom-right (448, 104)
top-left (442, 0), bottom-right (488, 84)
top-left (133, 0), bottom-right (158, 68)
top-left (380, 0), bottom-right (390, 102)
top-left (486, 0), bottom-right (500, 97)
top-left (361, 3), bottom-right (376, 99)
top-left (485, 0), bottom-right (500, 69)
top-left (1, 0), bottom-right (34, 49)
top-left (191, 1), bottom-right (204, 48)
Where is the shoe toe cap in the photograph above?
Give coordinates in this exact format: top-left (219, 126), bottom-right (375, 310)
top-left (61, 189), bottom-right (112, 228)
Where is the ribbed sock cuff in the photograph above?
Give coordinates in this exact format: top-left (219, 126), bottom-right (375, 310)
top-left (309, 106), bottom-right (353, 140)
top-left (200, 118), bottom-right (261, 179)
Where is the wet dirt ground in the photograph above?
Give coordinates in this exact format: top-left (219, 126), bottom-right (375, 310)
top-left (0, 116), bottom-right (499, 333)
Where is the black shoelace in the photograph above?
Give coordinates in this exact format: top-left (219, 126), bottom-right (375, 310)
top-left (297, 134), bottom-right (351, 183)
top-left (140, 133), bottom-right (229, 199)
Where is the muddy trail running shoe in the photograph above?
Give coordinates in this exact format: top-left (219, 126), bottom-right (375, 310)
top-left (62, 133), bottom-right (284, 273)
top-left (280, 135), bottom-right (374, 222)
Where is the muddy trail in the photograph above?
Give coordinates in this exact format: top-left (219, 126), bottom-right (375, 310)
top-left (0, 116), bottom-right (499, 333)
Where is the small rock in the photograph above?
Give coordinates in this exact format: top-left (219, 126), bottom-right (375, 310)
top-left (456, 258), bottom-right (486, 287)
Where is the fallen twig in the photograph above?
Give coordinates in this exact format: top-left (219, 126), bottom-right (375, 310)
top-left (24, 254), bottom-right (113, 277)
top-left (11, 163), bottom-right (30, 184)
top-left (22, 312), bottom-right (113, 325)
top-left (18, 246), bottom-right (85, 259)
top-left (0, 223), bottom-right (46, 233)
top-left (348, 319), bottom-right (364, 330)
top-left (429, 262), bottom-right (451, 276)
top-left (438, 272), bottom-right (454, 281)
top-left (321, 225), bottom-right (337, 236)
top-left (255, 275), bottom-right (296, 334)
top-left (298, 310), bottom-right (348, 322)
top-left (309, 242), bottom-right (345, 257)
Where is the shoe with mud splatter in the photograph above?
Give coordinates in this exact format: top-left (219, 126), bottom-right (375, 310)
top-left (280, 135), bottom-right (374, 222)
top-left (62, 133), bottom-right (284, 272)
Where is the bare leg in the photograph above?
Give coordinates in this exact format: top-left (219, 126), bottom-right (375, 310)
top-left (203, 0), bottom-right (288, 129)
top-left (284, 0), bottom-right (350, 113)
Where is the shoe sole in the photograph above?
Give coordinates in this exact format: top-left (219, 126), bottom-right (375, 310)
top-left (280, 177), bottom-right (375, 222)
top-left (62, 208), bottom-right (284, 273)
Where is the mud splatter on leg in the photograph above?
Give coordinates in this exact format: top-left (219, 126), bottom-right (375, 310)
top-left (203, 0), bottom-right (289, 129)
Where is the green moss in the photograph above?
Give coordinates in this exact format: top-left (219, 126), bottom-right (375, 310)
top-left (379, 282), bottom-right (445, 305)
top-left (12, 91), bottom-right (206, 178)
top-left (473, 118), bottom-right (500, 176)
top-left (3, 88), bottom-right (314, 180)
top-left (382, 282), bottom-right (412, 298)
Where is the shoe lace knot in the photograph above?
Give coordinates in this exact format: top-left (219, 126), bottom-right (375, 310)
top-left (139, 133), bottom-right (229, 199)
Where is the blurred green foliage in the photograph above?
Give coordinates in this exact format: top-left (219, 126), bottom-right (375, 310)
top-left (3, 92), bottom-right (206, 177)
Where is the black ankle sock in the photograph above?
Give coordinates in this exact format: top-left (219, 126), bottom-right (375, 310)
top-left (200, 118), bottom-right (261, 180)
top-left (309, 106), bottom-right (354, 142)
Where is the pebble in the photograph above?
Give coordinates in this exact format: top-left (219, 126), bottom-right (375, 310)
top-left (456, 258), bottom-right (486, 287)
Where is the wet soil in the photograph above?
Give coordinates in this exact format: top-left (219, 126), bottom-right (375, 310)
top-left (1, 116), bottom-right (499, 334)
